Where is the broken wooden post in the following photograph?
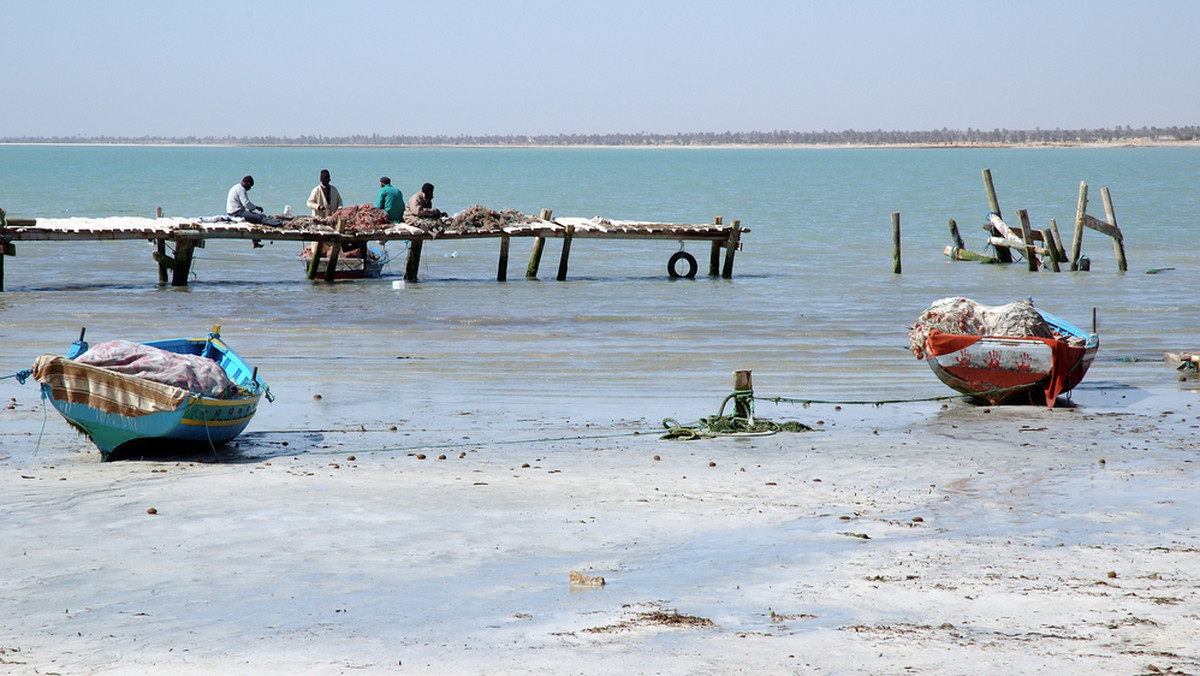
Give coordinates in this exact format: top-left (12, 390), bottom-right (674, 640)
top-left (156, 206), bottom-right (163, 219)
top-left (1017, 210), bottom-right (1038, 271)
top-left (527, 208), bottom-right (550, 279)
top-left (949, 218), bottom-right (965, 249)
top-left (1101, 187), bottom-right (1128, 272)
top-left (709, 216), bottom-right (723, 276)
top-left (1071, 181), bottom-right (1088, 270)
top-left (497, 234), bottom-right (510, 281)
top-left (1048, 218), bottom-right (1066, 262)
top-left (982, 168), bottom-right (1013, 263)
top-left (1040, 228), bottom-right (1061, 272)
top-left (721, 220), bottom-right (741, 279)
top-left (404, 238), bottom-right (423, 281)
top-left (306, 241), bottom-right (324, 279)
top-left (556, 224), bottom-right (574, 281)
top-left (891, 212), bottom-right (902, 273)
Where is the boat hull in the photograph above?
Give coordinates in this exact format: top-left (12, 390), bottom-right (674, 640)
top-left (33, 330), bottom-right (267, 460)
top-left (924, 311), bottom-right (1099, 405)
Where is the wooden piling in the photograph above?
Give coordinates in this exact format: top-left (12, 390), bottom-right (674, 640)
top-left (721, 220), bottom-right (741, 279)
top-left (1040, 228), bottom-right (1061, 272)
top-left (306, 242), bottom-right (324, 279)
top-left (322, 218), bottom-right (345, 283)
top-left (404, 238), bottom-right (423, 281)
top-left (497, 234), bottom-right (510, 281)
top-left (1101, 187), bottom-right (1128, 272)
top-left (1017, 210), bottom-right (1038, 271)
top-left (527, 208), bottom-right (550, 279)
top-left (156, 206), bottom-right (163, 219)
top-left (155, 239), bottom-right (169, 284)
top-left (1071, 181), bottom-right (1087, 271)
top-left (709, 216), bottom-right (723, 276)
top-left (982, 169), bottom-right (1013, 263)
top-left (1048, 218), bottom-right (1066, 262)
top-left (891, 212), bottom-right (902, 274)
top-left (556, 224), bottom-right (574, 281)
top-left (171, 240), bottom-right (195, 286)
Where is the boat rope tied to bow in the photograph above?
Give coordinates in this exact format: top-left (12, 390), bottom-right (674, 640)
top-left (661, 388), bottom-right (813, 440)
top-left (2, 368), bottom-right (33, 384)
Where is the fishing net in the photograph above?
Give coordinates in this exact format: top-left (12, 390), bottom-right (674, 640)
top-left (908, 297), bottom-right (1057, 359)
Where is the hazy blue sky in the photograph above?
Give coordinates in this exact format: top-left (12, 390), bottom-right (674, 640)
top-left (4, 0), bottom-right (1197, 137)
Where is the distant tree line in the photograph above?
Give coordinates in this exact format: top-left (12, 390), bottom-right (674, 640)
top-left (3, 126), bottom-right (1198, 146)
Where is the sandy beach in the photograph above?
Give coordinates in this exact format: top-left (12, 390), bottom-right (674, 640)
top-left (2, 377), bottom-right (1198, 675)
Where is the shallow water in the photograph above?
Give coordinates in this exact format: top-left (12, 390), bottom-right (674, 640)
top-left (1, 145), bottom-right (1198, 458)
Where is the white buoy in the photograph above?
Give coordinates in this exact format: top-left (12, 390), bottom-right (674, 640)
top-left (392, 280), bottom-right (405, 290)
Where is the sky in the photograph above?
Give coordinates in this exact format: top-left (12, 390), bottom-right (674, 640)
top-left (3, 0), bottom-right (1198, 138)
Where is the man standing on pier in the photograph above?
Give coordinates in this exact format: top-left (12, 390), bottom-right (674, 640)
top-left (376, 177), bottom-right (404, 223)
top-left (227, 175), bottom-right (281, 226)
top-left (306, 169), bottom-right (343, 218)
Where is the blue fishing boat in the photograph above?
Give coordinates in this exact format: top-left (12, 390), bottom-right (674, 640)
top-left (28, 325), bottom-right (271, 460)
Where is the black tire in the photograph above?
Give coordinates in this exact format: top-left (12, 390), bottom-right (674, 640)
top-left (668, 251), bottom-right (698, 279)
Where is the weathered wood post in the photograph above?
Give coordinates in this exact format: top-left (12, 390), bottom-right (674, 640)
top-left (891, 212), bottom-right (902, 274)
top-left (156, 206), bottom-right (163, 219)
top-left (1040, 228), bottom-right (1061, 272)
top-left (982, 168), bottom-right (1013, 263)
top-left (556, 224), bottom-right (574, 281)
top-left (949, 218), bottom-right (965, 249)
top-left (306, 240), bottom-right (324, 280)
top-left (732, 369), bottom-right (754, 422)
top-left (1101, 187), bottom-right (1128, 272)
top-left (171, 239), bottom-right (196, 286)
top-left (721, 220), bottom-right (741, 279)
top-left (497, 234), bottom-right (510, 281)
top-left (527, 208), bottom-right (550, 279)
top-left (155, 239), bottom-right (169, 284)
top-left (1048, 218), bottom-right (1066, 262)
top-left (404, 238), bottom-right (423, 281)
top-left (709, 216), bottom-right (723, 276)
top-left (1071, 181), bottom-right (1088, 271)
top-left (322, 218), bottom-right (345, 283)
top-left (1017, 209), bottom-right (1038, 271)
top-left (0, 208), bottom-right (7, 292)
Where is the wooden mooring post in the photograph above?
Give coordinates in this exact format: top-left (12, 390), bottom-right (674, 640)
top-left (721, 220), bottom-right (741, 279)
top-left (526, 208), bottom-right (551, 279)
top-left (891, 212), bottom-right (901, 274)
top-left (1070, 181), bottom-right (1127, 271)
top-left (556, 224), bottom-right (575, 281)
top-left (709, 216), bottom-right (723, 276)
top-left (982, 168), bottom-right (1014, 263)
top-left (732, 369), bottom-right (754, 422)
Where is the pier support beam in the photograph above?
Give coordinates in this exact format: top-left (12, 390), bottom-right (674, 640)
top-left (1101, 187), bottom-right (1128, 272)
top-left (404, 239), bottom-right (423, 281)
top-left (556, 224), bottom-right (574, 281)
top-left (708, 216), bottom-right (723, 276)
top-left (497, 234), bottom-right (510, 281)
top-left (171, 240), bottom-right (196, 286)
top-left (891, 212), bottom-right (902, 274)
top-left (527, 209), bottom-right (551, 279)
top-left (721, 220), bottom-right (741, 279)
top-left (982, 168), bottom-right (1013, 263)
top-left (155, 239), bottom-right (169, 284)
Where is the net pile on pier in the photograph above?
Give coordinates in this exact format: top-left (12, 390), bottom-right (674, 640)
top-left (327, 205), bottom-right (393, 231)
top-left (449, 205), bottom-right (538, 232)
top-left (908, 297), bottom-right (1057, 359)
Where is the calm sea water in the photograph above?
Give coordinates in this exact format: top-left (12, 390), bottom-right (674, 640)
top-left (1, 145), bottom-right (1198, 451)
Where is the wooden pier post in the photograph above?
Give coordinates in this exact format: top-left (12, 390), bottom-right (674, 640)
top-left (1071, 181), bottom-right (1087, 271)
top-left (321, 218), bottom-right (345, 283)
top-left (1017, 210), bottom-right (1038, 271)
top-left (556, 224), bottom-right (574, 281)
top-left (982, 169), bottom-right (1013, 263)
top-left (171, 240), bottom-right (195, 286)
top-left (155, 239), bottom-right (169, 284)
top-left (709, 216), bottom-right (723, 276)
top-left (156, 206), bottom-right (163, 219)
top-left (497, 234), bottom-right (510, 281)
top-left (891, 212), bottom-right (902, 274)
top-left (306, 242), bottom-right (324, 280)
top-left (721, 220), bottom-right (741, 279)
top-left (404, 239), bottom-right (423, 281)
top-left (1101, 187), bottom-right (1128, 272)
top-left (1040, 228), bottom-right (1061, 272)
top-left (527, 208), bottom-right (550, 279)
top-left (1048, 218), bottom-right (1066, 262)
top-left (949, 218), bottom-right (965, 249)
top-left (0, 208), bottom-right (7, 292)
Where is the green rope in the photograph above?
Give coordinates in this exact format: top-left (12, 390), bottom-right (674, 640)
top-left (763, 381), bottom-right (1041, 407)
top-left (662, 388), bottom-right (813, 440)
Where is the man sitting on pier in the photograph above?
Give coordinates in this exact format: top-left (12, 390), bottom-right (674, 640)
top-left (226, 175), bottom-right (282, 227)
top-left (375, 177), bottom-right (404, 223)
top-left (404, 182), bottom-right (446, 227)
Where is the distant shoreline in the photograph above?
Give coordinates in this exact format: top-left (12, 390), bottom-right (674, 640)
top-left (3, 139), bottom-right (1199, 150)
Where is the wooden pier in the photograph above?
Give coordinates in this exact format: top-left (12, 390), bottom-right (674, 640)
top-left (0, 208), bottom-right (746, 290)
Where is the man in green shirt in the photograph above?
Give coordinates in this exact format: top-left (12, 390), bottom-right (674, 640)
top-left (375, 176), bottom-right (404, 222)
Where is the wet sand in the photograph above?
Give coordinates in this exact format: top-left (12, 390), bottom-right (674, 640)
top-left (2, 380), bottom-right (1198, 675)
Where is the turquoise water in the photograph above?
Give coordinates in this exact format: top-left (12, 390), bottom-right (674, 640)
top-left (1, 145), bottom-right (1198, 454)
